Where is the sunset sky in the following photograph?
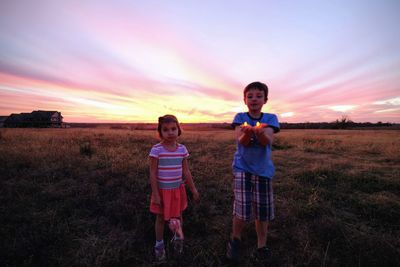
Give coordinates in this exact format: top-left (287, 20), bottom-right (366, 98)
top-left (1, 0), bottom-right (399, 123)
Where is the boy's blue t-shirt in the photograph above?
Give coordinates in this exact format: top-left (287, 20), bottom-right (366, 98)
top-left (232, 112), bottom-right (280, 179)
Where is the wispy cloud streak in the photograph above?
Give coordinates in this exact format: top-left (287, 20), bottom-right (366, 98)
top-left (0, 0), bottom-right (399, 122)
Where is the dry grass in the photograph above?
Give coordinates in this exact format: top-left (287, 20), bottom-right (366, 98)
top-left (0, 128), bottom-right (399, 266)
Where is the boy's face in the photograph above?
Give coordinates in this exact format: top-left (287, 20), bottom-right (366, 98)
top-left (244, 88), bottom-right (267, 112)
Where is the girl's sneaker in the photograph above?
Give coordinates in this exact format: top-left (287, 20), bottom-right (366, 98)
top-left (171, 235), bottom-right (184, 256)
top-left (154, 243), bottom-right (166, 262)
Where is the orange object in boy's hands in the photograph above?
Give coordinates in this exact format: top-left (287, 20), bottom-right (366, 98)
top-left (253, 122), bottom-right (268, 135)
top-left (256, 122), bottom-right (268, 128)
top-left (241, 121), bottom-right (250, 129)
top-left (241, 121), bottom-right (252, 134)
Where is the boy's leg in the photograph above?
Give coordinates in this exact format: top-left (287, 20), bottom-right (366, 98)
top-left (232, 216), bottom-right (246, 240)
top-left (155, 214), bottom-right (165, 241)
top-left (253, 175), bottom-right (274, 248)
top-left (232, 171), bottom-right (252, 222)
top-left (227, 218), bottom-right (243, 262)
top-left (227, 172), bottom-right (252, 261)
top-left (255, 220), bottom-right (268, 248)
top-left (232, 171), bottom-right (252, 239)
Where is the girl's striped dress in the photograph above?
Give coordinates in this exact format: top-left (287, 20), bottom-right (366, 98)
top-left (149, 143), bottom-right (188, 220)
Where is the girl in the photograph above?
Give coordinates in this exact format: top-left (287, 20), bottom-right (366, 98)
top-left (149, 114), bottom-right (199, 262)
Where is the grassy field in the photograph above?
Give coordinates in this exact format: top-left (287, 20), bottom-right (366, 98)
top-left (0, 128), bottom-right (399, 266)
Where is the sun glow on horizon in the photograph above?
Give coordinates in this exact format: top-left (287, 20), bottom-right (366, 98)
top-left (1, 1), bottom-right (400, 123)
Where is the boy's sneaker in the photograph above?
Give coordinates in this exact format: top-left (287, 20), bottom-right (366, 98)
top-left (252, 247), bottom-right (271, 264)
top-left (226, 238), bottom-right (241, 262)
top-left (154, 243), bottom-right (166, 262)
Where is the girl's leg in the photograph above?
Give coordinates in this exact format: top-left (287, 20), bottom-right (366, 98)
top-left (178, 214), bottom-right (184, 239)
top-left (155, 214), bottom-right (165, 241)
top-left (169, 214), bottom-right (184, 255)
top-left (255, 220), bottom-right (268, 248)
top-left (154, 214), bottom-right (166, 261)
top-left (169, 215), bottom-right (184, 239)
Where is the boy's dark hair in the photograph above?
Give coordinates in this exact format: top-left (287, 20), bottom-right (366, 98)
top-left (157, 114), bottom-right (182, 138)
top-left (244, 81), bottom-right (268, 100)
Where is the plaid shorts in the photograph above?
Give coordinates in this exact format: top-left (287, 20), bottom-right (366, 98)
top-left (232, 171), bottom-right (275, 221)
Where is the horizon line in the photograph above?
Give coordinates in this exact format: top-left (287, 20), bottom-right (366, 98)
top-left (65, 121), bottom-right (398, 124)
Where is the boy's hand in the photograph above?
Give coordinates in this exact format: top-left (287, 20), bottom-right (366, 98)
top-left (240, 124), bottom-right (253, 135)
top-left (253, 123), bottom-right (268, 135)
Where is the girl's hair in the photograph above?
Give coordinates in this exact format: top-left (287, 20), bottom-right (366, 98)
top-left (157, 114), bottom-right (182, 138)
top-left (244, 81), bottom-right (268, 100)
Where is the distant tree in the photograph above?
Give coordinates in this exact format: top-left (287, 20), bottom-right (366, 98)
top-left (334, 115), bottom-right (353, 129)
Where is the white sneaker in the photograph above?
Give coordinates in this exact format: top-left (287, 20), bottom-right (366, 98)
top-left (154, 243), bottom-right (166, 262)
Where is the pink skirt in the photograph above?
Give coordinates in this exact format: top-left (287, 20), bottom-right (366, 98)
top-left (150, 183), bottom-right (187, 221)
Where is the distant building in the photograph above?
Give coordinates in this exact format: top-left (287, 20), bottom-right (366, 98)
top-left (4, 110), bottom-right (63, 128)
top-left (0, 116), bottom-right (8, 127)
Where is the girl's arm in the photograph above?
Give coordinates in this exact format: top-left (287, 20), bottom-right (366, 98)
top-left (254, 126), bottom-right (274, 146)
top-left (149, 157), bottom-right (161, 205)
top-left (235, 125), bottom-right (253, 146)
top-left (182, 158), bottom-right (199, 202)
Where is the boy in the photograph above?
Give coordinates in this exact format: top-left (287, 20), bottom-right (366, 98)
top-left (226, 81), bottom-right (280, 263)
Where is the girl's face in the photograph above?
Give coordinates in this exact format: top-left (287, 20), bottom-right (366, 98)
top-left (244, 88), bottom-right (267, 112)
top-left (160, 122), bottom-right (179, 141)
